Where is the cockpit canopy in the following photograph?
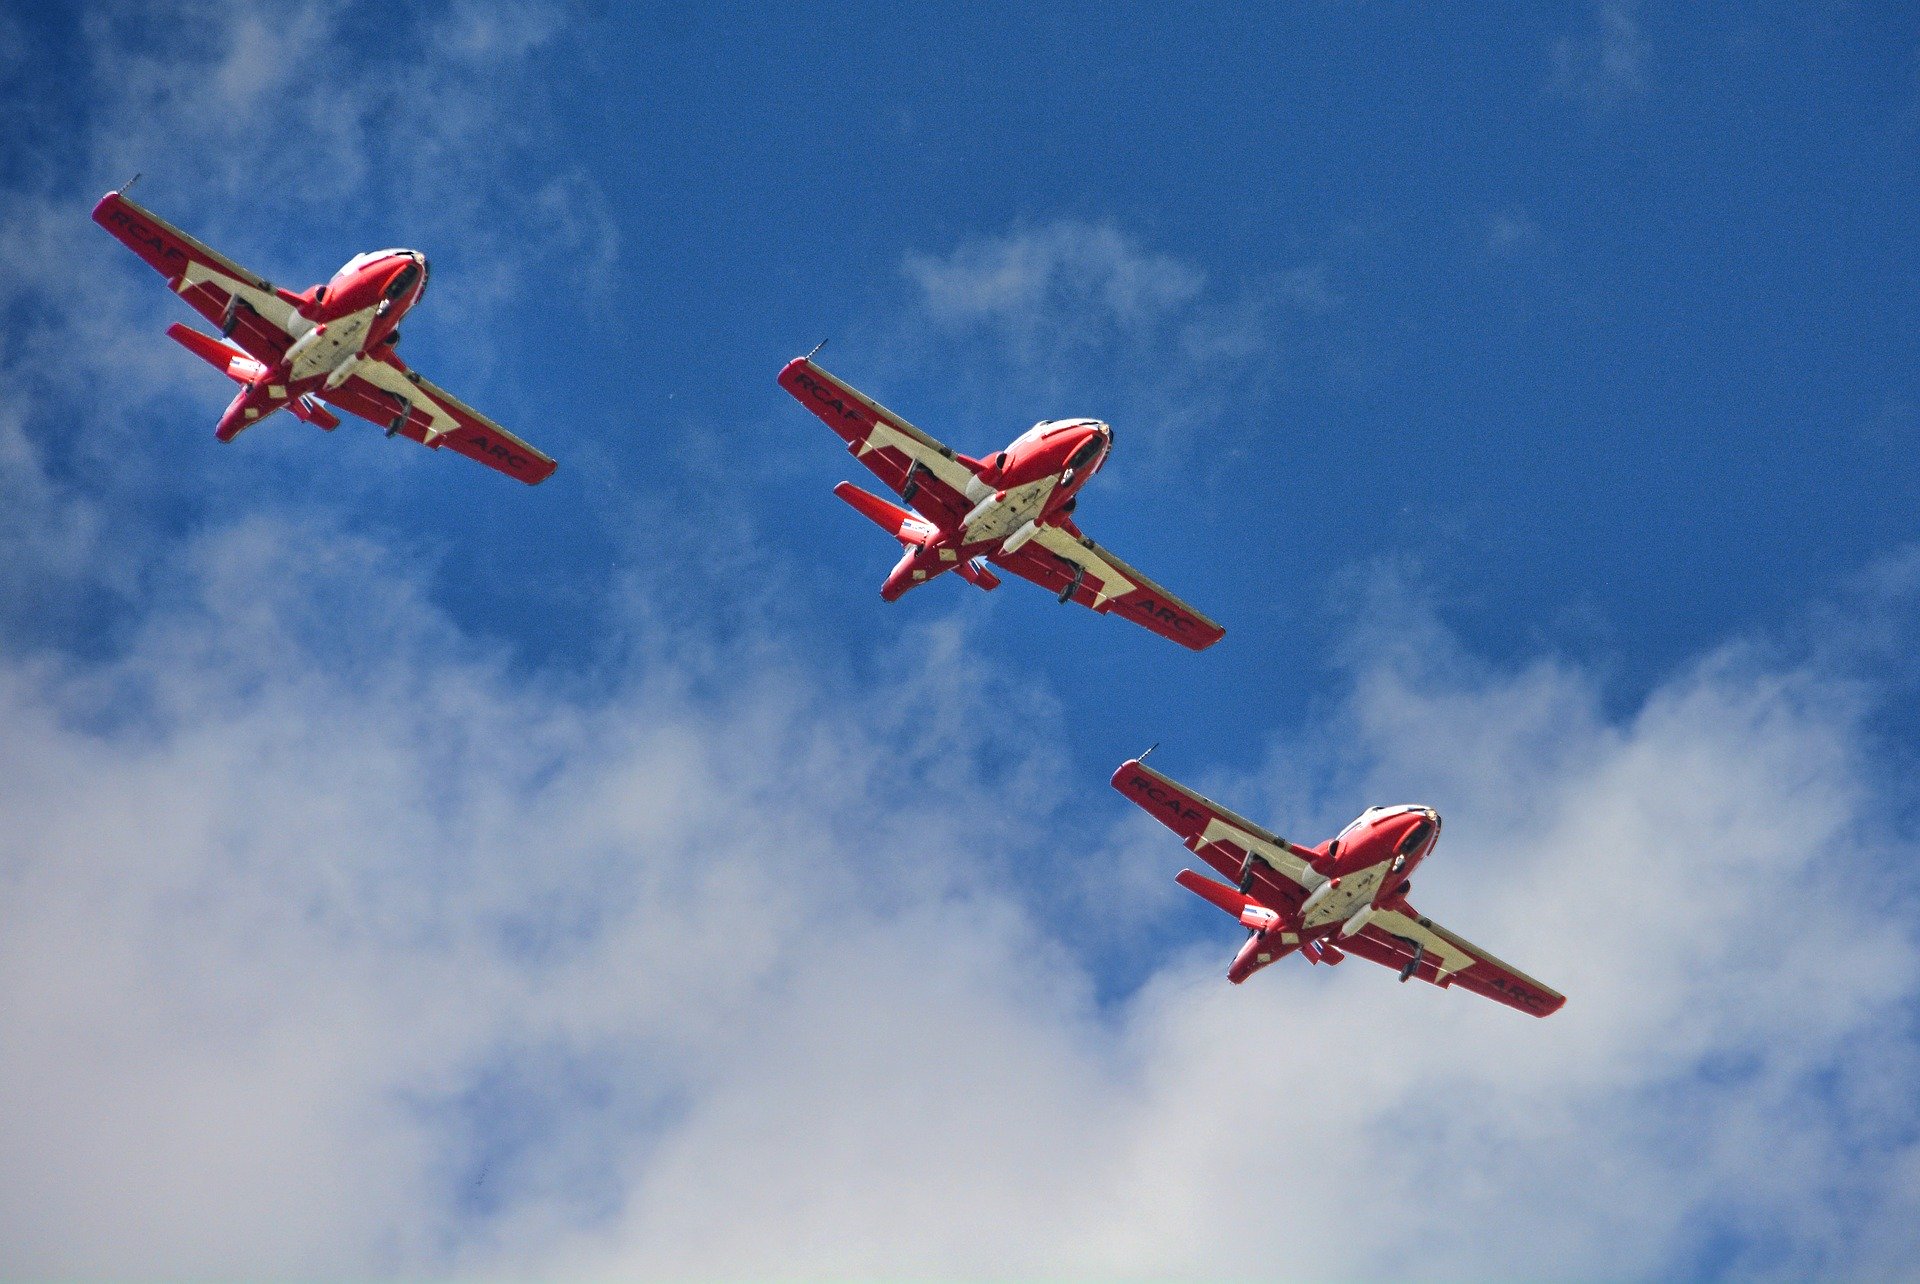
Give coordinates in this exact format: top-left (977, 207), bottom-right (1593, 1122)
top-left (385, 261), bottom-right (421, 302)
top-left (333, 250), bottom-right (428, 303)
top-left (1337, 804), bottom-right (1430, 841)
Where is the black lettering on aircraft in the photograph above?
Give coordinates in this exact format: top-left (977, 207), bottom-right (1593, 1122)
top-left (105, 207), bottom-right (187, 267)
top-left (464, 436), bottom-right (527, 469)
top-left (794, 372), bottom-right (864, 427)
top-left (1125, 773), bottom-right (1204, 825)
top-left (1133, 598), bottom-right (1193, 632)
top-left (1483, 974), bottom-right (1545, 1010)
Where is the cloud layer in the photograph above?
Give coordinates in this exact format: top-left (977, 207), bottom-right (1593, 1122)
top-left (4, 509), bottom-right (1919, 1278)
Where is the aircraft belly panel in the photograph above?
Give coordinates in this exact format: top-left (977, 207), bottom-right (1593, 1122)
top-left (963, 478), bottom-right (1053, 546)
top-left (290, 311), bottom-right (371, 382)
top-left (1302, 865), bottom-right (1384, 929)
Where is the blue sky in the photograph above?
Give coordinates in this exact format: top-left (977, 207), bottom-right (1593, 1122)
top-left (2, 2), bottom-right (1918, 1277)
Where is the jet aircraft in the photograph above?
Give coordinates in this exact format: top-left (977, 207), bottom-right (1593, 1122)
top-left (779, 357), bottom-right (1224, 650)
top-left (1114, 755), bottom-right (1565, 1015)
top-left (92, 188), bottom-right (555, 484)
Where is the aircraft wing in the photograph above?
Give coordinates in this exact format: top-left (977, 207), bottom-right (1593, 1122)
top-left (1339, 907), bottom-right (1567, 1017)
top-left (995, 526), bottom-right (1225, 651)
top-left (92, 190), bottom-right (300, 364)
top-left (778, 356), bottom-right (981, 531)
top-left (322, 356), bottom-right (557, 485)
top-left (1111, 758), bottom-right (1314, 916)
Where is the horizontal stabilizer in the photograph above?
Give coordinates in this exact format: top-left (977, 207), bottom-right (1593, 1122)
top-left (954, 557), bottom-right (1001, 591)
top-left (1176, 868), bottom-right (1250, 917)
top-left (288, 395), bottom-right (342, 431)
top-left (166, 323), bottom-right (258, 382)
top-left (1175, 869), bottom-right (1280, 929)
top-left (833, 481), bottom-right (916, 539)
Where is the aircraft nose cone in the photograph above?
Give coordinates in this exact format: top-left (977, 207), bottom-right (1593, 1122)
top-left (1394, 809), bottom-right (1437, 858)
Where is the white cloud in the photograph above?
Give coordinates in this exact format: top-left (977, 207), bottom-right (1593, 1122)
top-left (3, 0), bottom-right (610, 375)
top-left (1551, 1), bottom-right (1651, 104)
top-left (1487, 208), bottom-right (1549, 256)
top-left (0, 405), bottom-right (109, 602)
top-left (905, 220), bottom-right (1204, 337)
top-left (5, 5), bottom-right (1918, 1277)
top-left (2, 511), bottom-right (1918, 1277)
top-left (883, 222), bottom-right (1286, 473)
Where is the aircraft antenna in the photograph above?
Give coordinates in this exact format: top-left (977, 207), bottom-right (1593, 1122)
top-left (1139, 742), bottom-right (1159, 762)
top-left (122, 172), bottom-right (142, 194)
top-left (803, 339), bottom-right (828, 361)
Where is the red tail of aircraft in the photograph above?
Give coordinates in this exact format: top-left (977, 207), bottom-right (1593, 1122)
top-left (168, 323), bottom-right (343, 433)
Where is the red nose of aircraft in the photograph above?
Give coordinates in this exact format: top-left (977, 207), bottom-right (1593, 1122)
top-left (366, 252), bottom-right (427, 347)
top-left (1325, 806), bottom-right (1439, 875)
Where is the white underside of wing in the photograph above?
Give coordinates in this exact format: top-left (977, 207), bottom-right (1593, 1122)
top-left (287, 307), bottom-right (375, 382)
top-left (1300, 864), bottom-right (1389, 931)
top-left (964, 478), bottom-right (1055, 545)
top-left (852, 418), bottom-right (978, 498)
top-left (1030, 526), bottom-right (1136, 606)
top-left (176, 260), bottom-right (299, 335)
top-left (1366, 908), bottom-right (1479, 980)
top-left (352, 359), bottom-right (459, 443)
top-left (1195, 814), bottom-right (1319, 888)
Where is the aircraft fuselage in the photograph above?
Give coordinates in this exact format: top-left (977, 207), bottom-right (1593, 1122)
top-left (215, 249), bottom-right (428, 440)
top-left (1230, 804), bottom-right (1441, 982)
top-left (882, 418), bottom-right (1111, 599)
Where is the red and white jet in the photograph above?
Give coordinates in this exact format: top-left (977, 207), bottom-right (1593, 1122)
top-left (779, 357), bottom-right (1224, 650)
top-left (93, 188), bottom-right (555, 484)
top-left (1114, 755), bottom-right (1565, 1015)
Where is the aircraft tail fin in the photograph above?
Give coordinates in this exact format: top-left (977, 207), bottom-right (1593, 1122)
top-left (954, 556), bottom-right (1001, 591)
top-left (214, 382), bottom-right (283, 441)
top-left (170, 323), bottom-right (341, 431)
top-left (1178, 870), bottom-right (1300, 984)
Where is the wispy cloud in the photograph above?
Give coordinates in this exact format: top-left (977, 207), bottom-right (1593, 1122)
top-left (6, 5), bottom-right (1917, 1278)
top-left (905, 220), bottom-right (1205, 339)
top-left (1486, 208), bottom-right (1550, 257)
top-left (1550, 1), bottom-right (1651, 104)
top-left (882, 221), bottom-right (1286, 475)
